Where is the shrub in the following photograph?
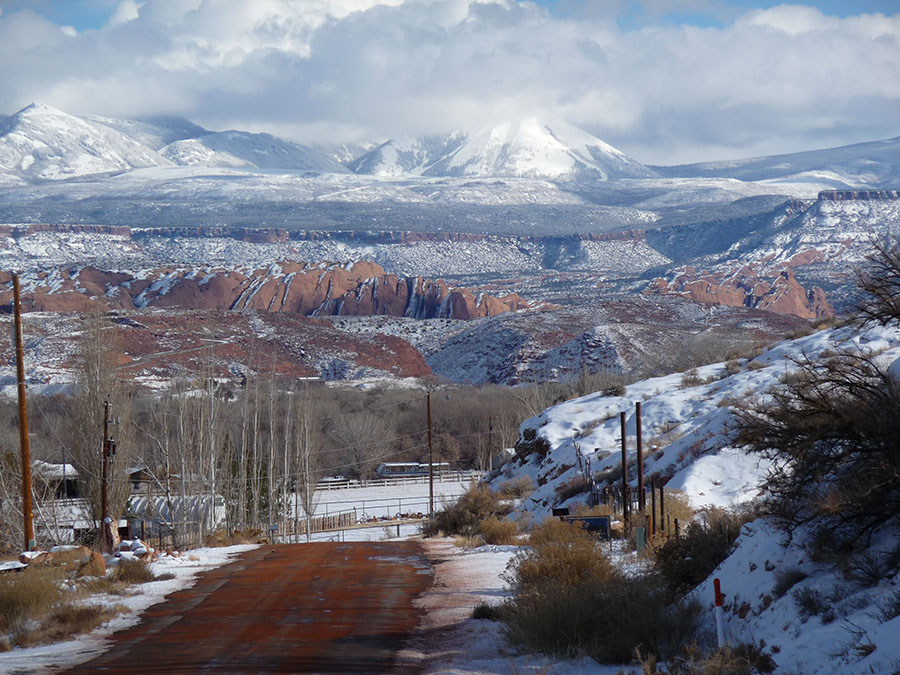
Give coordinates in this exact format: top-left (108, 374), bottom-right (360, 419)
top-left (422, 483), bottom-right (508, 538)
top-left (737, 349), bottom-right (900, 554)
top-left (472, 602), bottom-right (502, 621)
top-left (479, 516), bottom-right (519, 545)
top-left (496, 475), bottom-right (534, 499)
top-left (772, 568), bottom-right (808, 598)
top-left (514, 428), bottom-right (551, 462)
top-left (112, 558), bottom-right (156, 584)
top-left (653, 509), bottom-right (747, 596)
top-left (653, 642), bottom-right (777, 674)
top-left (724, 359), bottom-right (743, 376)
top-left (793, 588), bottom-right (833, 623)
top-left (501, 575), bottom-right (702, 664)
top-left (554, 477), bottom-right (589, 503)
top-left (508, 517), bottom-right (616, 592)
top-left (874, 589), bottom-right (900, 622)
top-left (680, 369), bottom-right (703, 388)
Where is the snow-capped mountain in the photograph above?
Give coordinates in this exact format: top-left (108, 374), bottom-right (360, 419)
top-left (0, 103), bottom-right (170, 183)
top-left (655, 135), bottom-right (900, 188)
top-left (85, 114), bottom-right (209, 150)
top-left (159, 130), bottom-right (350, 173)
top-left (351, 118), bottom-right (657, 181)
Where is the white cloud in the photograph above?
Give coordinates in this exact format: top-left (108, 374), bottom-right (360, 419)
top-left (107, 0), bottom-right (144, 27)
top-left (0, 0), bottom-right (897, 164)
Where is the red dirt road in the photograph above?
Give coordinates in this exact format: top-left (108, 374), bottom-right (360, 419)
top-left (64, 542), bottom-right (432, 674)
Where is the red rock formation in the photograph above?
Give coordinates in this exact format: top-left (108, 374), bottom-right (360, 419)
top-left (647, 264), bottom-right (834, 320)
top-left (2, 261), bottom-right (528, 321)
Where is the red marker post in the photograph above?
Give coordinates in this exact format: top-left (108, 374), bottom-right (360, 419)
top-left (714, 578), bottom-right (725, 647)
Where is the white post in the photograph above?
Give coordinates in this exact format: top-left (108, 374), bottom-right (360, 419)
top-left (714, 578), bottom-right (726, 648)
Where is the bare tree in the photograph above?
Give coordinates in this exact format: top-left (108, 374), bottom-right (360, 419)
top-left (68, 311), bottom-right (133, 546)
top-left (328, 411), bottom-right (393, 480)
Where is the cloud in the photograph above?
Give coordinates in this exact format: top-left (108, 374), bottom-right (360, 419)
top-left (0, 0), bottom-right (897, 164)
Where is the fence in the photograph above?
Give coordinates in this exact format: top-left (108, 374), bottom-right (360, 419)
top-left (316, 470), bottom-right (482, 491)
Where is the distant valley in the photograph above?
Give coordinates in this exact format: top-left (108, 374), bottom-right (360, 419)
top-left (1, 103), bottom-right (898, 391)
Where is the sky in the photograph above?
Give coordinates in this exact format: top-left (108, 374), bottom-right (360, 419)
top-left (0, 0), bottom-right (898, 165)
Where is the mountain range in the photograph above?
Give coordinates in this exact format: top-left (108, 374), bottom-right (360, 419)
top-left (2, 103), bottom-right (898, 190)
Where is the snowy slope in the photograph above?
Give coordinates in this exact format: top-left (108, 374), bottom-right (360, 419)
top-left (0, 103), bottom-right (171, 182)
top-left (489, 324), bottom-right (900, 517)
top-left (160, 130), bottom-right (350, 173)
top-left (348, 133), bottom-right (467, 176)
top-left (86, 114), bottom-right (209, 150)
top-left (656, 136), bottom-right (900, 189)
top-left (352, 119), bottom-right (656, 181)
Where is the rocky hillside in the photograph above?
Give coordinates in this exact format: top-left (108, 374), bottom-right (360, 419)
top-left (0, 261), bottom-right (528, 320)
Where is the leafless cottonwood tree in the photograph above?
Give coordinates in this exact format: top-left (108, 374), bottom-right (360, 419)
top-left (68, 311), bottom-right (134, 536)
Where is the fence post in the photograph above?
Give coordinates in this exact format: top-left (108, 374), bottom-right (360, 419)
top-left (714, 578), bottom-right (726, 647)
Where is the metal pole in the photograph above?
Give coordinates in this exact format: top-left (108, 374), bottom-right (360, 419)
top-left (636, 401), bottom-right (644, 512)
top-left (619, 411), bottom-right (628, 524)
top-left (101, 400), bottom-right (110, 552)
top-left (659, 483), bottom-right (665, 534)
top-left (12, 273), bottom-right (35, 552)
top-left (427, 392), bottom-right (434, 518)
top-left (650, 478), bottom-right (657, 535)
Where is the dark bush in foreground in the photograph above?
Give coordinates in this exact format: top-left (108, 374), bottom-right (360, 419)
top-left (501, 576), bottom-right (702, 664)
top-left (653, 509), bottom-right (747, 596)
top-left (501, 517), bottom-right (701, 664)
top-left (737, 350), bottom-right (900, 555)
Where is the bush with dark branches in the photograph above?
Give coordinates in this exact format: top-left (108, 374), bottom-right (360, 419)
top-left (855, 240), bottom-right (900, 327)
top-left (736, 242), bottom-right (900, 557)
top-left (737, 350), bottom-right (900, 554)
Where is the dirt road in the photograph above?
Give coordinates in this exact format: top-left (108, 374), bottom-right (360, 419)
top-left (64, 542), bottom-right (432, 674)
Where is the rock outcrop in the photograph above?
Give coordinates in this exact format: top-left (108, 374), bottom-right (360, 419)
top-left (646, 264), bottom-right (834, 320)
top-left (1, 261), bottom-right (529, 321)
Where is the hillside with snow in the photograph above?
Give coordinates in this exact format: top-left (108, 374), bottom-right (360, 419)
top-left (656, 135), bottom-right (900, 188)
top-left (0, 103), bottom-right (170, 183)
top-left (482, 323), bottom-right (900, 673)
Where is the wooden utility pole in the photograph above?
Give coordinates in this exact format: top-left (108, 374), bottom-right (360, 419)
top-left (101, 400), bottom-right (111, 552)
top-left (619, 410), bottom-right (628, 524)
top-left (636, 401), bottom-right (644, 512)
top-left (12, 273), bottom-right (35, 552)
top-left (427, 392), bottom-right (434, 518)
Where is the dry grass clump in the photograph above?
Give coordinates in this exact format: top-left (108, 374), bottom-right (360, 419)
top-left (0, 567), bottom-right (62, 634)
top-left (112, 558), bottom-right (157, 584)
top-left (641, 642), bottom-right (777, 674)
top-left (0, 565), bottom-right (125, 650)
top-left (205, 529), bottom-right (263, 547)
top-left (496, 476), bottom-right (534, 499)
top-left (479, 516), bottom-right (519, 545)
top-left (14, 604), bottom-right (123, 649)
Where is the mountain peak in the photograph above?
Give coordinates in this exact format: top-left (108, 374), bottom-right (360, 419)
top-left (352, 118), bottom-right (655, 181)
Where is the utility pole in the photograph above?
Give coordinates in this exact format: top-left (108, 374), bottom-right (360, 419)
top-left (619, 410), bottom-right (628, 525)
top-left (12, 273), bottom-right (35, 552)
top-left (100, 399), bottom-right (117, 553)
top-left (427, 392), bottom-right (434, 518)
top-left (636, 401), bottom-right (645, 512)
